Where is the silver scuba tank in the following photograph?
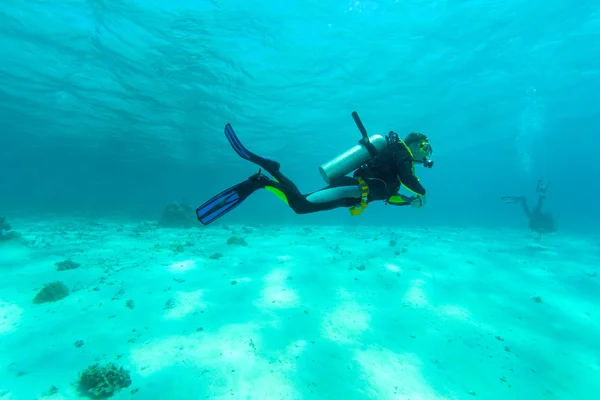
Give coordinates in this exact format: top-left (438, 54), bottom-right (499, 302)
top-left (318, 111), bottom-right (390, 185)
top-left (318, 134), bottom-right (388, 184)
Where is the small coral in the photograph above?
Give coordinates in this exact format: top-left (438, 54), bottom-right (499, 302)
top-left (158, 202), bottom-right (197, 228)
top-left (227, 236), bottom-right (247, 246)
top-left (170, 243), bottom-right (185, 253)
top-left (163, 298), bottom-right (176, 310)
top-left (0, 216), bottom-right (23, 243)
top-left (0, 216), bottom-right (11, 233)
top-left (0, 231), bottom-right (22, 242)
top-left (32, 281), bottom-right (69, 304)
top-left (55, 260), bottom-right (80, 271)
top-left (77, 362), bottom-right (131, 399)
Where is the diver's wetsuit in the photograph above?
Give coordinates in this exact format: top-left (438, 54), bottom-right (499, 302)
top-left (255, 140), bottom-right (426, 214)
top-left (196, 122), bottom-right (430, 226)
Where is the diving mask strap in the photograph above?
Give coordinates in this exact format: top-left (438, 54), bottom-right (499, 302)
top-left (349, 178), bottom-right (369, 216)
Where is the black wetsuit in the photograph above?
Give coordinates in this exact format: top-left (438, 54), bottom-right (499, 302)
top-left (196, 124), bottom-right (430, 226)
top-left (259, 140), bottom-right (426, 214)
top-left (354, 140), bottom-right (426, 202)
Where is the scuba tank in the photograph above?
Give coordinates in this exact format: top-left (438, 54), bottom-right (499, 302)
top-left (318, 112), bottom-right (390, 185)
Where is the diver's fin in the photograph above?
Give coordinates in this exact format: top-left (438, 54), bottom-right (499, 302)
top-left (501, 196), bottom-right (525, 204)
top-left (196, 183), bottom-right (246, 225)
top-left (196, 173), bottom-right (269, 225)
top-left (537, 180), bottom-right (551, 197)
top-left (224, 123), bottom-right (281, 174)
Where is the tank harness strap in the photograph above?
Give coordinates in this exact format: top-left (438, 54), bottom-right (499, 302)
top-left (353, 111), bottom-right (379, 158)
top-left (349, 177), bottom-right (369, 216)
top-left (359, 138), bottom-right (378, 157)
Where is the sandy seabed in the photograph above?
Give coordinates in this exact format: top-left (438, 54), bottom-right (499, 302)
top-left (1, 218), bottom-right (599, 400)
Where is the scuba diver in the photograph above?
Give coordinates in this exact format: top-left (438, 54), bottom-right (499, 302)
top-left (501, 180), bottom-right (556, 235)
top-left (196, 112), bottom-right (434, 225)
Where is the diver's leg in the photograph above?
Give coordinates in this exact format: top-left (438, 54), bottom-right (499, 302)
top-left (533, 195), bottom-right (544, 214)
top-left (301, 177), bottom-right (363, 212)
top-left (502, 196), bottom-right (533, 219)
top-left (270, 170), bottom-right (302, 195)
top-left (223, 125), bottom-right (362, 214)
top-left (259, 174), bottom-right (361, 214)
top-left (520, 197), bottom-right (532, 219)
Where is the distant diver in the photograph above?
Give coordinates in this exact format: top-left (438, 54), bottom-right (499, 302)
top-left (501, 180), bottom-right (556, 235)
top-left (196, 112), bottom-right (434, 225)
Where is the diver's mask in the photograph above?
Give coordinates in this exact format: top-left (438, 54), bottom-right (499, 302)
top-left (416, 140), bottom-right (434, 168)
top-left (420, 141), bottom-right (432, 158)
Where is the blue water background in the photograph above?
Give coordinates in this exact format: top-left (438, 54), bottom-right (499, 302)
top-left (1, 0), bottom-right (599, 231)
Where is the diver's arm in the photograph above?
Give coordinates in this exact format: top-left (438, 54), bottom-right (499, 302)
top-left (397, 159), bottom-right (426, 196)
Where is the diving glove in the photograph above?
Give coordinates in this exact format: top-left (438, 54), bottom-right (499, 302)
top-left (411, 194), bottom-right (426, 208)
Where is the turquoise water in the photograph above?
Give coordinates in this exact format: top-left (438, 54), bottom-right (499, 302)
top-left (1, 1), bottom-right (600, 399)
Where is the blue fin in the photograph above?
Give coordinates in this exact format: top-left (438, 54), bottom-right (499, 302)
top-left (196, 173), bottom-right (270, 225)
top-left (224, 123), bottom-right (281, 174)
top-left (501, 196), bottom-right (525, 204)
top-left (196, 182), bottom-right (245, 225)
top-left (225, 124), bottom-right (252, 160)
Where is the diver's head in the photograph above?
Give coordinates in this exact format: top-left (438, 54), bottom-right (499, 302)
top-left (404, 132), bottom-right (434, 168)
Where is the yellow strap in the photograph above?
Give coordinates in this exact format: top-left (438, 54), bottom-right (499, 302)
top-left (349, 177), bottom-right (369, 216)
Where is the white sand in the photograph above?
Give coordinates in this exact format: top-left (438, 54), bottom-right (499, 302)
top-left (0, 219), bottom-right (599, 399)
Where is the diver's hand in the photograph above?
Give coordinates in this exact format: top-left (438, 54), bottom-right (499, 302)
top-left (411, 194), bottom-right (426, 208)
